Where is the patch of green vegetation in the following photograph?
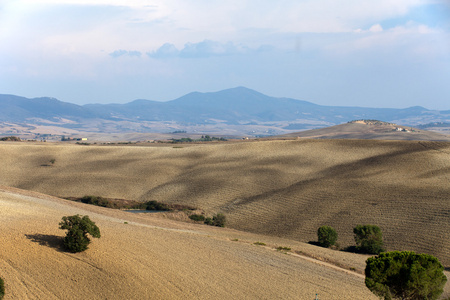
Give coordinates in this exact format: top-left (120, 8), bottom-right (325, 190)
top-left (189, 214), bottom-right (206, 221)
top-left (59, 215), bottom-right (101, 253)
top-left (204, 213), bottom-right (226, 227)
top-left (276, 246), bottom-right (291, 251)
top-left (144, 200), bottom-right (169, 211)
top-left (0, 136), bottom-right (21, 141)
top-left (170, 135), bottom-right (228, 143)
top-left (0, 276), bottom-right (4, 299)
top-left (366, 251), bottom-right (447, 300)
top-left (254, 242), bottom-right (266, 246)
top-left (353, 224), bottom-right (385, 254)
top-left (170, 138), bottom-right (193, 143)
top-left (67, 196), bottom-right (195, 212)
top-left (80, 195), bottom-right (118, 208)
top-left (317, 225), bottom-right (338, 248)
top-left (199, 135), bottom-right (227, 142)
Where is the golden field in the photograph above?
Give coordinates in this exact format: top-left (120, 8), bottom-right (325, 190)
top-left (0, 139), bottom-right (449, 299)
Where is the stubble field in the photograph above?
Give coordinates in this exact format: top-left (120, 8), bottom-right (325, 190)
top-left (0, 138), bottom-right (449, 298)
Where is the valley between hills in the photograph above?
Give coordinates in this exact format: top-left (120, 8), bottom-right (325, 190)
top-left (0, 137), bottom-right (449, 299)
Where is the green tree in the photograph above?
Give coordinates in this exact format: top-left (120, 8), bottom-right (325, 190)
top-left (354, 224), bottom-right (385, 254)
top-left (317, 226), bottom-right (338, 248)
top-left (0, 277), bottom-right (4, 300)
top-left (365, 251), bottom-right (447, 300)
top-left (204, 213), bottom-right (226, 227)
top-left (59, 215), bottom-right (101, 253)
top-left (212, 213), bottom-right (226, 227)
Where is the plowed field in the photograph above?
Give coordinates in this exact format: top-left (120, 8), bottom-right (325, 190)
top-left (1, 139), bottom-right (449, 270)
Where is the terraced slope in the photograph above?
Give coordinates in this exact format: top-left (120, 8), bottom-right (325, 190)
top-left (0, 139), bottom-right (449, 267)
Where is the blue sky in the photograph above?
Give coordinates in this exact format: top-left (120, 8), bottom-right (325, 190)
top-left (0, 0), bottom-right (449, 110)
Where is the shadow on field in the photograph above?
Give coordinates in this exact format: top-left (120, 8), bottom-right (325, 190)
top-left (341, 246), bottom-right (360, 253)
top-left (308, 241), bottom-right (321, 246)
top-left (25, 234), bottom-right (64, 251)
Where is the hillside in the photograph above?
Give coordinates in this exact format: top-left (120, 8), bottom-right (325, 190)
top-left (1, 139), bottom-right (449, 269)
top-left (276, 120), bottom-right (450, 141)
top-left (0, 185), bottom-right (382, 299)
top-left (1, 88), bottom-right (450, 138)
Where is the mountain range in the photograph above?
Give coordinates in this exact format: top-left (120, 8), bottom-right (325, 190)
top-left (1, 87), bottom-right (449, 137)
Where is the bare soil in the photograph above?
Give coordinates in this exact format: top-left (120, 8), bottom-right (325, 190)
top-left (0, 139), bottom-right (449, 298)
top-left (0, 185), bottom-right (382, 299)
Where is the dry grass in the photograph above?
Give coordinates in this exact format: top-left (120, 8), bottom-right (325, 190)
top-left (0, 185), bottom-right (380, 299)
top-left (0, 140), bottom-right (450, 299)
top-left (0, 139), bottom-right (449, 267)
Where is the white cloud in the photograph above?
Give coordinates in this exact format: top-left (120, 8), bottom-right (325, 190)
top-left (147, 43), bottom-right (179, 58)
top-left (324, 22), bottom-right (449, 62)
top-left (147, 40), bottom-right (267, 59)
top-left (109, 50), bottom-right (142, 58)
top-left (1, 0), bottom-right (449, 109)
top-left (369, 24), bottom-right (384, 33)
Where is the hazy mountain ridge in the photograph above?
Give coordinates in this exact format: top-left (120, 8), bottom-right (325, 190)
top-left (1, 87), bottom-right (449, 136)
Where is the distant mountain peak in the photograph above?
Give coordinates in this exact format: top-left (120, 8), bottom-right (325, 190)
top-left (1, 89), bottom-right (449, 138)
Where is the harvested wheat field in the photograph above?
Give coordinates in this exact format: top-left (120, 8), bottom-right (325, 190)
top-left (0, 139), bottom-right (449, 269)
top-left (0, 185), bottom-right (383, 299)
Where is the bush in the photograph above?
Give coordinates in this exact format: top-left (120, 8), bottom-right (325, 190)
top-left (81, 195), bottom-right (111, 208)
top-left (203, 213), bottom-right (226, 227)
top-left (59, 215), bottom-right (101, 253)
top-left (353, 224), bottom-right (385, 254)
top-left (0, 277), bottom-right (4, 299)
top-left (276, 246), bottom-right (291, 251)
top-left (212, 213), bottom-right (226, 227)
top-left (145, 200), bottom-right (169, 211)
top-left (189, 214), bottom-right (205, 221)
top-left (365, 251), bottom-right (447, 300)
top-left (254, 242), bottom-right (266, 246)
top-left (317, 226), bottom-right (338, 248)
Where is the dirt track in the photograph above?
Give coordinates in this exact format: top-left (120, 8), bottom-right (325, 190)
top-left (0, 186), bottom-right (383, 299)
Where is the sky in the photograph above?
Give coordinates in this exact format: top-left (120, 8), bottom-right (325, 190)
top-left (0, 0), bottom-right (449, 110)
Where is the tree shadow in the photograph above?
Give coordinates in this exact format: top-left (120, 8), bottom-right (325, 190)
top-left (445, 267), bottom-right (450, 272)
top-left (308, 241), bottom-right (321, 246)
top-left (25, 234), bottom-right (64, 251)
top-left (341, 245), bottom-right (360, 253)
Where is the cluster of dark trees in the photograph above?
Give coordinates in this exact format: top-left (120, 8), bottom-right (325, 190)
top-left (171, 135), bottom-right (227, 143)
top-left (0, 136), bottom-right (21, 141)
top-left (317, 224), bottom-right (385, 254)
top-left (189, 213), bottom-right (226, 227)
top-left (317, 224), bottom-right (447, 299)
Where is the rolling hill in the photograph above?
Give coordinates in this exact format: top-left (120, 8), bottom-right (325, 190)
top-left (1, 138), bottom-right (449, 270)
top-left (275, 120), bottom-right (450, 141)
top-left (1, 87), bottom-right (450, 137)
top-left (1, 185), bottom-right (381, 299)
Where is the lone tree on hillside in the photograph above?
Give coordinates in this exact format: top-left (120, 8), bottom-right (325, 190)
top-left (317, 226), bottom-right (338, 248)
top-left (353, 224), bottom-right (385, 254)
top-left (365, 251), bottom-right (447, 300)
top-left (0, 276), bottom-right (4, 300)
top-left (59, 215), bottom-right (101, 253)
